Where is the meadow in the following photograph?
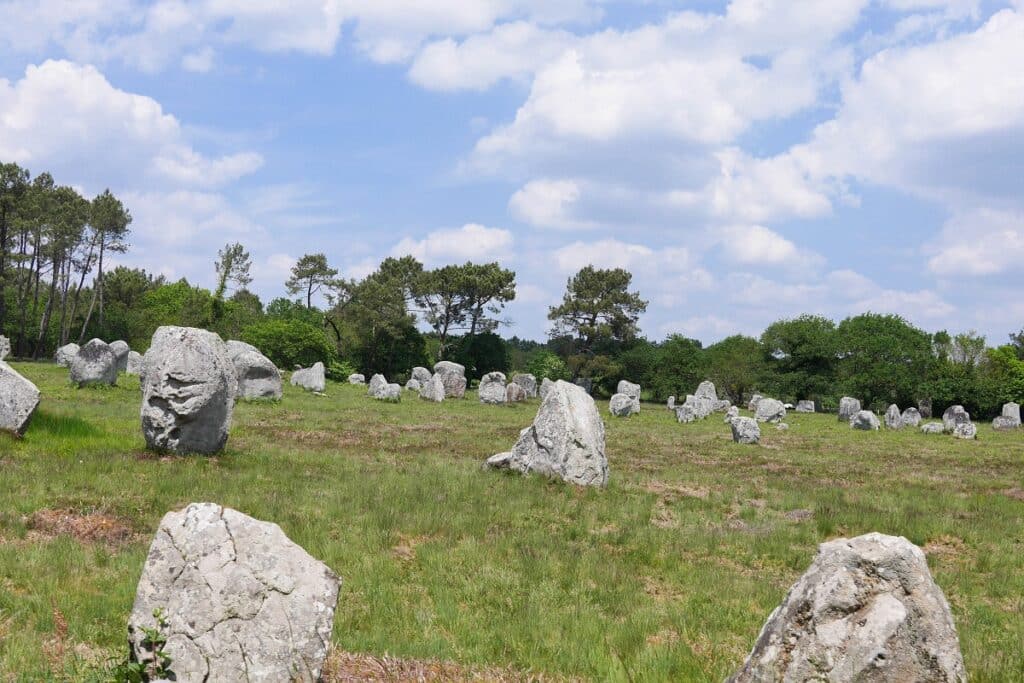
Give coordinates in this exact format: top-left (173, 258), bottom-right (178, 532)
top-left (1, 362), bottom-right (1023, 681)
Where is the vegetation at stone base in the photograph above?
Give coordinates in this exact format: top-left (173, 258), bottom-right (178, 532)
top-left (2, 363), bottom-right (1023, 681)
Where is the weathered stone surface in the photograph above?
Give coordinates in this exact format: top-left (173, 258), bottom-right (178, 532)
top-left (921, 422), bottom-right (944, 434)
top-left (666, 395), bottom-right (675, 410)
top-left (953, 422), bottom-right (977, 440)
top-left (754, 398), bottom-right (786, 423)
top-left (729, 532), bottom-right (965, 683)
top-left (992, 416), bottom-right (1017, 431)
top-left (676, 405), bottom-right (697, 423)
top-left (1001, 402), bottom-right (1021, 427)
top-left (694, 380), bottom-right (717, 401)
top-left (411, 366), bottom-right (432, 385)
top-left (617, 380), bottom-right (640, 400)
top-left (404, 378), bottom-right (421, 392)
top-left (226, 341), bottom-right (280, 400)
top-left (110, 340), bottom-right (130, 372)
top-left (730, 417), bottom-right (760, 444)
top-left (375, 383), bottom-right (402, 402)
top-left (540, 377), bottom-right (554, 400)
top-left (0, 335), bottom-right (9, 360)
top-left (724, 405), bottom-right (740, 423)
top-left (54, 343), bottom-right (79, 367)
top-left (129, 503), bottom-right (340, 683)
top-left (609, 393), bottom-right (635, 417)
top-left (141, 327), bottom-right (237, 455)
top-left (419, 373), bottom-right (445, 402)
top-left (795, 400), bottom-right (815, 413)
top-left (0, 360), bottom-right (39, 436)
top-left (713, 399), bottom-right (732, 412)
top-left (512, 373), bottom-right (538, 398)
top-left (685, 394), bottom-right (714, 420)
top-left (478, 371), bottom-right (507, 405)
top-left (368, 373), bottom-right (387, 398)
top-left (291, 362), bottom-right (326, 393)
top-left (901, 407), bottom-right (922, 427)
top-left (126, 351), bottom-right (144, 377)
top-left (348, 373), bottom-right (365, 385)
top-left (747, 393), bottom-right (763, 411)
top-left (919, 398), bottom-right (933, 418)
top-left (850, 410), bottom-right (881, 431)
top-left (838, 396), bottom-right (861, 422)
top-left (486, 380), bottom-right (607, 487)
top-left (885, 404), bottom-right (903, 429)
top-left (505, 382), bottom-right (527, 403)
top-left (942, 405), bottom-right (970, 433)
top-left (433, 361), bottom-right (466, 398)
top-left (70, 338), bottom-right (118, 387)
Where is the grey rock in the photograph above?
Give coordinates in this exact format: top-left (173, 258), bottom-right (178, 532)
top-left (921, 422), bottom-right (944, 434)
top-left (609, 393), bottom-right (635, 417)
top-left (70, 338), bottom-right (118, 387)
top-left (730, 417), bottom-right (760, 444)
top-left (953, 422), bottom-right (977, 440)
top-left (694, 380), bottom-right (717, 401)
top-left (617, 380), bottom-right (641, 400)
top-left (54, 343), bottom-right (79, 367)
top-left (291, 362), bottom-right (326, 393)
top-left (433, 361), bottom-right (466, 398)
top-left (226, 340), bottom-right (261, 357)
top-left (226, 341), bottom-right (280, 400)
top-left (375, 383), bottom-right (402, 402)
top-left (540, 377), bottom-right (554, 400)
top-left (0, 335), bottom-right (9, 360)
top-left (666, 395), bottom-right (675, 411)
top-left (0, 360), bottom-right (39, 436)
top-left (795, 400), bottom-right (815, 413)
top-left (943, 405), bottom-right (971, 433)
top-left (129, 503), bottom-right (340, 683)
top-left (919, 397), bottom-right (933, 418)
top-left (676, 405), bottom-right (697, 423)
top-left (347, 373), bottom-right (365, 385)
top-left (404, 378), bottom-right (421, 391)
top-left (747, 393), bottom-right (763, 411)
top-left (783, 403), bottom-right (794, 410)
top-left (901, 407), bottom-right (922, 427)
top-left (776, 423), bottom-right (790, 431)
top-left (850, 410), bottom-right (881, 431)
top-left (713, 399), bottom-right (732, 413)
top-left (478, 371), bottom-right (508, 405)
top-left (724, 405), bottom-right (740, 423)
top-left (885, 403), bottom-right (903, 429)
top-left (110, 340), bottom-right (130, 372)
top-left (573, 377), bottom-right (593, 394)
top-left (126, 351), bottom-right (144, 377)
top-left (411, 366), bottom-right (432, 385)
top-left (1001, 402), bottom-right (1021, 427)
top-left (754, 398), bottom-right (786, 423)
top-left (992, 416), bottom-right (1018, 431)
top-left (505, 382), bottom-right (528, 403)
top-left (685, 394), bottom-right (714, 420)
top-left (419, 373), bottom-right (445, 402)
top-left (486, 380), bottom-right (607, 487)
top-left (512, 373), bottom-right (538, 398)
top-left (838, 396), bottom-right (861, 422)
top-left (729, 533), bottom-right (965, 683)
top-left (141, 327), bottom-right (236, 455)
top-left (367, 373), bottom-right (387, 398)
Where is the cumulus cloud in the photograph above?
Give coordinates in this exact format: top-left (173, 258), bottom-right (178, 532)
top-left (508, 178), bottom-right (596, 230)
top-left (717, 225), bottom-right (825, 270)
top-left (391, 223), bottom-right (514, 265)
top-left (927, 208), bottom-right (1024, 276)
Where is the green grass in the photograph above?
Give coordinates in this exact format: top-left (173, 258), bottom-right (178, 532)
top-left (1, 362), bottom-right (1023, 681)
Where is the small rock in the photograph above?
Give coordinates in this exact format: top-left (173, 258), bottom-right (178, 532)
top-left (921, 422), bottom-right (944, 434)
top-left (942, 405), bottom-right (971, 433)
top-left (375, 383), bottom-right (402, 402)
top-left (666, 395), bottom-right (675, 410)
top-left (754, 398), bottom-right (786, 423)
top-left (730, 417), bottom-right (760, 444)
top-left (291, 362), bottom-right (326, 393)
top-left (419, 373), bottom-right (445, 402)
top-left (0, 360), bottom-right (39, 436)
top-left (511, 373), bottom-right (538, 398)
top-left (609, 393), bottom-right (635, 417)
top-left (505, 382), bottom-right (528, 403)
top-left (953, 422), bottom-right (977, 440)
top-left (410, 366), bottom-right (432, 385)
top-left (885, 403), bottom-right (903, 429)
top-left (109, 340), bottom-right (131, 372)
top-left (676, 405), bottom-right (697, 423)
top-left (747, 393), bottom-right (763, 411)
top-left (126, 351), bottom-right (144, 377)
top-left (776, 422), bottom-right (789, 431)
top-left (1000, 402), bottom-right (1021, 427)
top-left (54, 343), bottom-right (79, 367)
top-left (838, 396), bottom-right (861, 422)
top-left (70, 339), bottom-right (118, 387)
top-left (993, 416), bottom-right (1018, 431)
top-left (795, 400), bottom-right (815, 413)
top-left (724, 405), bottom-right (740, 423)
top-left (901, 407), bottom-right (922, 427)
top-left (348, 373), bottom-right (365, 385)
top-left (850, 410), bottom-right (881, 431)
top-left (404, 378), bottom-right (421, 391)
top-left (367, 373), bottom-right (387, 398)
top-left (478, 371), bottom-right (508, 405)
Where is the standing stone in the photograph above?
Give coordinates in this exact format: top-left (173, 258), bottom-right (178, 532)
top-left (675, 405), bottom-right (697, 423)
top-left (419, 373), bottom-right (445, 402)
top-left (433, 361), bottom-right (467, 398)
top-left (0, 360), bottom-right (39, 436)
top-left (694, 380), bottom-right (717, 401)
top-left (754, 398), bottom-right (786, 423)
top-left (617, 380), bottom-right (641, 415)
top-left (953, 422), bottom-right (977, 440)
top-left (713, 399), bottom-right (732, 413)
top-left (609, 393), bottom-right (635, 417)
top-left (478, 371), bottom-right (508, 405)
top-left (54, 343), bottom-right (79, 367)
top-left (375, 383), bottom-right (402, 402)
top-left (367, 373), bottom-right (387, 398)
top-left (666, 395), bottom-right (675, 411)
top-left (348, 374), bottom-right (365, 385)
top-left (226, 342), bottom-right (281, 401)
top-left (405, 378), bottom-right (421, 392)
top-left (993, 416), bottom-right (1018, 430)
top-left (901, 407), bottom-right (922, 427)
top-left (291, 362), bottom-right (326, 393)
top-left (506, 382), bottom-right (528, 403)
top-left (70, 339), bottom-right (118, 387)
top-left (942, 405), bottom-right (971, 433)
top-left (795, 400), bottom-right (815, 413)
top-left (838, 396), bottom-right (861, 422)
top-left (729, 533), bottom-right (965, 683)
top-left (1001, 402), bottom-right (1021, 427)
top-left (540, 377), bottom-right (555, 400)
top-left (921, 422), bottom-right (944, 434)
top-left (747, 393), bottom-right (763, 411)
top-left (141, 327), bottom-right (236, 455)
top-left (850, 410), bottom-right (881, 431)
top-left (730, 417), bottom-right (760, 444)
top-left (486, 380), bottom-right (607, 487)
top-left (724, 405), bottom-right (740, 423)
top-left (0, 335), bottom-right (9, 360)
top-left (919, 398), bottom-right (933, 418)
top-left (411, 366), bottom-right (432, 385)
top-left (885, 404), bottom-right (903, 429)
top-left (126, 351), bottom-right (144, 377)
top-left (512, 373), bottom-right (538, 398)
top-left (109, 340), bottom-right (130, 372)
top-left (129, 503), bottom-right (340, 683)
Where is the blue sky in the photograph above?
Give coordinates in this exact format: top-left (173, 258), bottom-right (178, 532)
top-left (1, 0), bottom-right (1022, 344)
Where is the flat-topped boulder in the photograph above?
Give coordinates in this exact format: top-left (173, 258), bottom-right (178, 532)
top-left (226, 342), bottom-right (281, 401)
top-left (730, 417), bottom-right (760, 444)
top-left (478, 371), bottom-right (507, 405)
top-left (0, 360), bottom-right (39, 436)
top-left (885, 403), bottom-right (903, 429)
top-left (129, 503), bottom-right (340, 682)
top-left (348, 373), bottom-right (365, 385)
top-left (512, 373), bottom-right (538, 398)
top-left (419, 373), bottom-right (445, 402)
top-left (141, 327), bottom-right (236, 455)
top-left (291, 362), bottom-right (325, 393)
top-left (795, 400), bottom-right (815, 413)
top-left (729, 533), bottom-right (965, 682)
top-left (838, 396), bottom-right (861, 422)
top-left (54, 342), bottom-right (79, 367)
top-left (754, 398), bottom-right (786, 423)
top-left (433, 361), bottom-right (466, 398)
top-left (850, 410), bottom-right (881, 431)
top-left (70, 338), bottom-right (118, 387)
top-left (486, 380), bottom-right (607, 487)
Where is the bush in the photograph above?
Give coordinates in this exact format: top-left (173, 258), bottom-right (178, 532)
top-left (526, 350), bottom-right (571, 382)
top-left (451, 332), bottom-right (509, 381)
top-left (240, 319), bottom-right (336, 369)
top-left (327, 360), bottom-right (358, 382)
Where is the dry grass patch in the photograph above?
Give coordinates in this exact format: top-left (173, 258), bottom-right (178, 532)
top-left (26, 508), bottom-right (135, 547)
top-left (322, 650), bottom-right (567, 682)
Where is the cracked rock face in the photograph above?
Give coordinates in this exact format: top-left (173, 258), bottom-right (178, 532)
top-left (141, 327), bottom-right (237, 455)
top-left (730, 416), bottom-right (760, 444)
top-left (54, 343), bottom-right (79, 367)
top-left (539, 377), bottom-right (554, 400)
top-left (478, 371), bottom-right (507, 405)
top-left (70, 338), bottom-right (118, 387)
top-left (129, 503), bottom-right (340, 683)
top-left (227, 342), bottom-right (282, 401)
top-left (291, 362), bottom-right (325, 393)
top-left (0, 360), bottom-right (39, 436)
top-left (839, 396), bottom-right (861, 422)
top-left (512, 373), bottom-right (537, 398)
top-left (433, 361), bottom-right (466, 398)
top-left (486, 380), bottom-right (607, 487)
top-left (110, 340), bottom-right (131, 372)
top-left (729, 533), bottom-right (966, 683)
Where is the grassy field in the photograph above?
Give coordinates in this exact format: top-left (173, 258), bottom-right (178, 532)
top-left (1, 362), bottom-right (1023, 681)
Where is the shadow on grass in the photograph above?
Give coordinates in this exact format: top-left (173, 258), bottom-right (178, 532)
top-left (28, 409), bottom-right (102, 438)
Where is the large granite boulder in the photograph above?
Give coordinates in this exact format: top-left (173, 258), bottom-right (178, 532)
top-left (616, 380), bottom-right (641, 415)
top-left (129, 503), bottom-right (340, 682)
top-left (953, 422), bottom-right (977, 440)
top-left (850, 410), bottom-right (881, 431)
top-left (54, 342), bottom-right (79, 367)
top-left (795, 400), bottom-right (815, 413)
top-left (838, 396), bottom-right (861, 422)
top-left (375, 383), bottom-right (402, 402)
top-left (404, 378), bottom-right (421, 392)
top-left (291, 362), bottom-right (325, 393)
top-left (921, 422), bottom-right (944, 434)
top-left (730, 417), bottom-right (760, 444)
top-left (540, 377), bottom-right (554, 400)
top-left (0, 335), bottom-right (9, 360)
top-left (0, 360), bottom-right (39, 436)
top-left (478, 371), bottom-right (507, 405)
top-left (367, 373), bottom-right (387, 398)
top-left (411, 366), bottom-right (432, 385)
top-left (126, 351), bottom-right (144, 377)
top-left (433, 361), bottom-right (466, 398)
top-left (486, 380), bottom-right (607, 487)
top-left (609, 393), bottom-right (635, 417)
top-left (885, 403), bottom-right (903, 429)
top-left (942, 405), bottom-right (970, 433)
top-left (110, 340), bottom-right (131, 372)
top-left (729, 533), bottom-right (965, 682)
top-left (419, 373), bottom-right (445, 402)
top-left (506, 382), bottom-right (528, 403)
top-left (1000, 402), bottom-right (1021, 427)
top-left (226, 341), bottom-right (281, 401)
top-left (754, 398), bottom-right (786, 423)
top-left (512, 373), bottom-right (538, 398)
top-left (70, 338), bottom-right (118, 387)
top-left (901, 407), bottom-right (922, 427)
top-left (675, 404), bottom-right (697, 423)
top-left (694, 380), bottom-right (717, 401)
top-left (348, 373), bottom-right (365, 385)
top-left (141, 327), bottom-right (236, 455)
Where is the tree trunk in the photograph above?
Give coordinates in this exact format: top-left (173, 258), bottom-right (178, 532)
top-left (34, 257), bottom-right (60, 359)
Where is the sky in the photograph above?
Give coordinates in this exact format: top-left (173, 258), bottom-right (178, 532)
top-left (0, 0), bottom-right (1022, 345)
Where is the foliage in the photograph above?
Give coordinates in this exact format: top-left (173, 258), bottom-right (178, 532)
top-left (835, 313), bottom-right (933, 409)
top-left (705, 335), bottom-right (765, 405)
top-left (213, 242), bottom-right (253, 305)
top-left (760, 315), bottom-right (837, 403)
top-left (285, 253), bottom-right (339, 309)
top-left (451, 332), bottom-right (509, 380)
top-left (525, 350), bottom-right (571, 382)
top-left (649, 335), bottom-right (706, 402)
top-left (548, 266), bottom-right (647, 354)
top-left (240, 319), bottom-right (336, 369)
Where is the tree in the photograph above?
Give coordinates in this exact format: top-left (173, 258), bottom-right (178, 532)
top-left (651, 335), bottom-right (706, 401)
top-left (835, 313), bottom-right (933, 409)
top-left (461, 262), bottom-right (516, 336)
top-left (760, 315), bottom-right (837, 402)
top-left (548, 266), bottom-right (647, 355)
top-left (412, 264), bottom-right (469, 360)
top-left (285, 253), bottom-right (338, 308)
top-left (451, 332), bottom-right (509, 380)
top-left (76, 190), bottom-right (131, 343)
top-left (1009, 328), bottom-right (1024, 360)
top-left (526, 350), bottom-right (571, 382)
top-left (705, 335), bottom-right (765, 405)
top-left (214, 242), bottom-right (253, 301)
top-left (0, 162), bottom-right (30, 336)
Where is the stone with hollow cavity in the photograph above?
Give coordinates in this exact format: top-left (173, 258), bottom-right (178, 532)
top-left (70, 338), bottom-right (118, 387)
top-left (291, 362), bottom-right (325, 393)
top-left (0, 360), bottom-right (39, 436)
top-left (129, 502), bottom-right (340, 683)
top-left (141, 327), bottom-right (237, 455)
top-left (478, 371), bottom-right (507, 405)
top-left (850, 410), bottom-right (881, 431)
top-left (729, 532), bottom-right (965, 682)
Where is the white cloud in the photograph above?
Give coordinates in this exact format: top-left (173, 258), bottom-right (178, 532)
top-left (182, 47), bottom-right (216, 73)
top-left (659, 315), bottom-right (740, 341)
top-left (508, 178), bottom-right (595, 230)
top-left (552, 239), bottom-right (654, 273)
top-left (717, 225), bottom-right (824, 270)
top-left (391, 223), bottom-right (513, 265)
top-left (927, 208), bottom-right (1024, 276)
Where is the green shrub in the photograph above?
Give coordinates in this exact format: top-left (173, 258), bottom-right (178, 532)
top-left (525, 350), bottom-right (571, 382)
top-left (240, 319), bottom-right (336, 369)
